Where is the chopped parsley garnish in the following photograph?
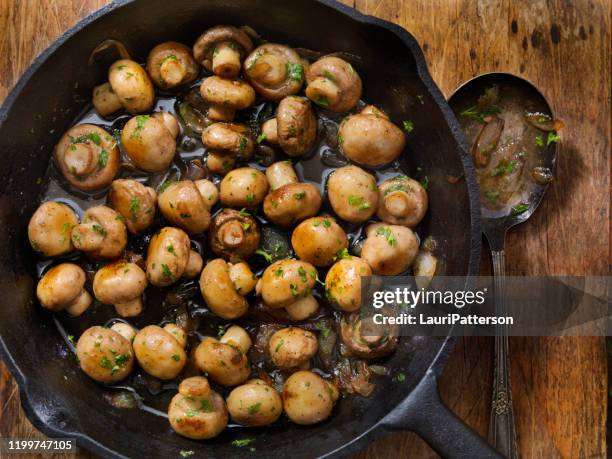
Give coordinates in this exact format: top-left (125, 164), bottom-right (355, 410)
top-left (255, 248), bottom-right (272, 263)
top-left (297, 266), bottom-right (308, 282)
top-left (200, 399), bottom-right (212, 412)
top-left (285, 62), bottom-right (304, 82)
top-left (161, 264), bottom-right (174, 280)
top-left (159, 179), bottom-right (174, 193)
top-left (274, 266), bottom-right (284, 277)
top-left (322, 219), bottom-right (332, 228)
top-left (511, 202), bottom-right (530, 215)
top-left (348, 195), bottom-right (370, 210)
top-left (241, 222), bottom-right (251, 231)
top-left (393, 372), bottom-right (406, 382)
top-left (130, 115), bottom-right (150, 140)
top-left (67, 334), bottom-right (75, 344)
top-left (171, 354), bottom-right (181, 361)
top-left (91, 224), bottom-right (107, 237)
top-left (100, 356), bottom-right (112, 369)
top-left (129, 197), bottom-right (140, 220)
top-left (293, 191), bottom-right (306, 200)
top-left (231, 438), bottom-right (255, 448)
top-left (315, 321), bottom-right (331, 339)
top-left (460, 105), bottom-right (500, 123)
top-left (180, 213), bottom-right (192, 219)
top-left (161, 54), bottom-right (178, 65)
top-left (402, 120), bottom-right (414, 134)
top-left (274, 339), bottom-right (284, 353)
top-left (97, 149), bottom-right (109, 168)
top-left (246, 193), bottom-right (255, 204)
top-left (167, 244), bottom-right (177, 256)
top-left (290, 283), bottom-right (299, 297)
top-left (376, 226), bottom-right (396, 247)
top-left (334, 247), bottom-right (351, 261)
top-left (535, 135), bottom-right (545, 147)
top-left (256, 133), bottom-right (267, 144)
top-left (316, 95), bottom-right (329, 107)
top-left (337, 134), bottom-right (344, 146)
top-left (69, 132), bottom-right (101, 146)
top-left (239, 208), bottom-right (250, 217)
top-left (239, 136), bottom-right (248, 153)
top-left (547, 132), bottom-right (560, 145)
top-left (247, 402), bottom-right (262, 414)
top-left (490, 159), bottom-right (517, 177)
top-left (179, 451), bottom-right (194, 458)
top-left (420, 176), bottom-right (429, 189)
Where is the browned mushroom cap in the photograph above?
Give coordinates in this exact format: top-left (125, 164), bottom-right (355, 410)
top-left (193, 26), bottom-right (254, 78)
top-left (263, 182), bottom-right (322, 227)
top-left (158, 180), bottom-right (211, 235)
top-left (219, 167), bottom-right (269, 208)
top-left (305, 56), bottom-right (362, 112)
top-left (121, 113), bottom-right (179, 172)
top-left (28, 201), bottom-right (79, 257)
top-left (36, 263), bottom-right (92, 316)
top-left (92, 82), bottom-right (122, 117)
top-left (201, 123), bottom-right (254, 161)
top-left (258, 259), bottom-right (317, 309)
top-left (93, 260), bottom-right (147, 317)
top-left (199, 76), bottom-right (256, 112)
top-left (340, 311), bottom-right (398, 359)
top-left (199, 258), bottom-right (250, 319)
top-left (108, 179), bottom-right (157, 235)
top-left (147, 41), bottom-right (199, 89)
top-left (209, 208), bottom-right (260, 262)
top-left (338, 106), bottom-right (406, 167)
top-left (291, 216), bottom-right (348, 267)
top-left (54, 124), bottom-right (120, 191)
top-left (243, 44), bottom-right (305, 101)
top-left (325, 257), bottom-right (372, 312)
top-left (276, 96), bottom-right (317, 157)
top-left (360, 223), bottom-right (419, 275)
top-left (146, 227), bottom-right (191, 287)
top-left (377, 175), bottom-right (428, 227)
top-left (327, 165), bottom-right (379, 223)
top-left (108, 59), bottom-right (155, 113)
top-left (71, 206), bottom-right (127, 260)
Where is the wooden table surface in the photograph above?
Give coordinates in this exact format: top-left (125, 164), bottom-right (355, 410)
top-left (0, 0), bottom-right (609, 457)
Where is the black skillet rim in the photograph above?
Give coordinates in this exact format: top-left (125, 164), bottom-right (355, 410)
top-left (0, 0), bottom-right (482, 457)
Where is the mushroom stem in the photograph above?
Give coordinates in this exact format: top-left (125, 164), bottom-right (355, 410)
top-left (114, 297), bottom-right (143, 317)
top-left (219, 221), bottom-right (244, 247)
top-left (160, 58), bottom-right (187, 87)
top-left (63, 143), bottom-right (96, 175)
top-left (64, 289), bottom-right (93, 317)
top-left (212, 42), bottom-right (242, 78)
top-left (208, 105), bottom-right (235, 122)
top-left (306, 77), bottom-right (341, 107)
top-left (89, 38), bottom-right (131, 65)
top-left (384, 191), bottom-right (411, 218)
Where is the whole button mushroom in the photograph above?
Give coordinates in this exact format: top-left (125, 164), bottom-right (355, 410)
top-left (158, 180), bottom-right (211, 235)
top-left (291, 216), bottom-right (348, 267)
top-left (76, 326), bottom-right (134, 383)
top-left (338, 105), bottom-right (406, 167)
top-left (244, 44), bottom-right (305, 101)
top-left (325, 257), bottom-right (372, 312)
top-left (146, 41), bottom-right (199, 89)
top-left (377, 175), bottom-right (428, 227)
top-left (268, 327), bottom-right (318, 369)
top-left (282, 371), bottom-right (338, 425)
top-left (146, 227), bottom-right (200, 287)
top-left (219, 167), bottom-right (268, 208)
top-left (340, 312), bottom-right (399, 359)
top-left (305, 56), bottom-right (362, 112)
top-left (327, 165), bottom-right (379, 223)
top-left (361, 223), bottom-right (419, 275)
top-left (36, 263), bottom-right (92, 316)
top-left (193, 25), bottom-right (254, 78)
top-left (54, 124), bottom-right (120, 191)
top-left (199, 258), bottom-right (256, 319)
top-left (227, 379), bottom-right (282, 427)
top-left (122, 113), bottom-right (179, 172)
top-left (263, 162), bottom-right (322, 227)
top-left (194, 326), bottom-right (251, 386)
top-left (199, 76), bottom-right (255, 122)
top-left (275, 96), bottom-right (317, 157)
top-left (133, 325), bottom-right (187, 380)
top-left (208, 209), bottom-right (260, 262)
top-left (106, 59), bottom-right (155, 114)
top-left (258, 259), bottom-right (317, 309)
top-left (168, 376), bottom-right (228, 440)
top-left (93, 260), bottom-right (147, 317)
top-left (28, 201), bottom-right (79, 257)
top-left (108, 179), bottom-right (157, 235)
top-left (71, 206), bottom-right (127, 260)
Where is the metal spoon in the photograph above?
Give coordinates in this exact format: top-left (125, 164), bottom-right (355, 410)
top-left (449, 73), bottom-right (558, 458)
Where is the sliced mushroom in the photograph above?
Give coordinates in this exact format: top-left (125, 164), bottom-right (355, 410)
top-left (338, 105), bottom-right (406, 167)
top-left (54, 124), bottom-right (119, 191)
top-left (201, 122), bottom-right (255, 161)
top-left (145, 227), bottom-right (192, 287)
top-left (199, 258), bottom-right (254, 319)
top-left (133, 325), bottom-right (186, 380)
top-left (257, 259), bottom-right (317, 309)
top-left (193, 26), bottom-right (254, 78)
top-left (107, 59), bottom-right (155, 114)
top-left (28, 201), bottom-right (79, 257)
top-left (361, 223), bottom-right (418, 275)
top-left (327, 165), bottom-right (378, 223)
top-left (208, 208), bottom-right (260, 262)
top-left (158, 180), bottom-right (211, 235)
top-left (194, 330), bottom-right (251, 386)
top-left (305, 56), bottom-right (362, 112)
top-left (220, 167), bottom-right (269, 208)
top-left (36, 263), bottom-right (92, 316)
top-left (71, 206), bottom-right (127, 260)
top-left (199, 76), bottom-right (255, 121)
top-left (276, 96), bottom-right (317, 157)
top-left (108, 179), bottom-right (157, 234)
top-left (93, 260), bottom-right (147, 317)
top-left (243, 44), bottom-right (305, 101)
top-left (168, 376), bottom-right (228, 439)
top-left (340, 311), bottom-right (398, 359)
top-left (121, 113), bottom-right (179, 172)
top-left (268, 327), bottom-right (318, 369)
top-left (76, 326), bottom-right (134, 383)
top-left (291, 216), bottom-right (348, 267)
top-left (325, 257), bottom-right (372, 312)
top-left (147, 41), bottom-right (199, 89)
top-left (377, 175), bottom-right (428, 227)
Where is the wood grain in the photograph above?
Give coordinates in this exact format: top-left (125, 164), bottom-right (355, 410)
top-left (0, 1), bottom-right (609, 458)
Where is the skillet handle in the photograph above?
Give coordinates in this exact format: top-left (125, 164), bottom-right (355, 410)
top-left (381, 370), bottom-right (502, 459)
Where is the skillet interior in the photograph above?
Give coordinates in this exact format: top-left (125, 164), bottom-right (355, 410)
top-left (0, 0), bottom-right (480, 457)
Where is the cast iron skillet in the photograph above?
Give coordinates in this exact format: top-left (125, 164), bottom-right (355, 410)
top-left (0, 0), bottom-right (497, 457)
